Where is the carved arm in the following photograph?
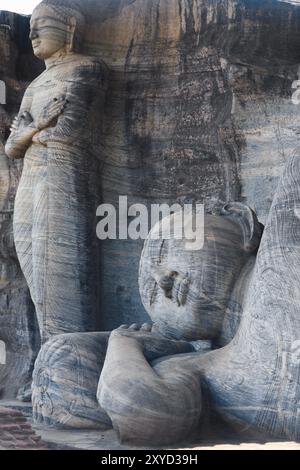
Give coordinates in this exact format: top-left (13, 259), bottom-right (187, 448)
top-left (33, 65), bottom-right (104, 148)
top-left (5, 94), bottom-right (67, 159)
top-left (5, 115), bottom-right (39, 159)
top-left (97, 326), bottom-right (201, 446)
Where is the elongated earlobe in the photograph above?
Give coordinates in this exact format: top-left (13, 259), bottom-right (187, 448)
top-left (68, 17), bottom-right (77, 52)
top-left (220, 202), bottom-right (264, 253)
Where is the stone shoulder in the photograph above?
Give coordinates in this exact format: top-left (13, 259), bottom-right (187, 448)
top-left (67, 55), bottom-right (109, 86)
top-left (28, 55), bottom-right (109, 89)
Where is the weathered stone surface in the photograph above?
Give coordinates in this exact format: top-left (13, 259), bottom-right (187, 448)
top-left (0, 146), bottom-right (39, 399)
top-left (97, 148), bottom-right (300, 446)
top-left (0, 13), bottom-right (42, 399)
top-left (0, 11), bottom-right (43, 138)
top-left (5, 2), bottom-right (108, 343)
top-left (199, 148), bottom-right (300, 441)
top-left (138, 203), bottom-right (262, 342)
top-left (0, 406), bottom-right (49, 449)
top-left (31, 201), bottom-right (262, 434)
top-left (218, 255), bottom-right (256, 348)
top-left (72, 0), bottom-right (300, 329)
top-left (2, 0), bottom-right (300, 336)
top-left (96, 205), bottom-right (260, 445)
top-left (2, 0), bottom-right (300, 446)
top-left (32, 332), bottom-right (111, 429)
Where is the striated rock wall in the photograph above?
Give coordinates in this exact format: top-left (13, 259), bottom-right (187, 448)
top-left (1, 0), bottom-right (300, 347)
top-left (0, 12), bottom-right (43, 397)
top-left (87, 0), bottom-right (300, 329)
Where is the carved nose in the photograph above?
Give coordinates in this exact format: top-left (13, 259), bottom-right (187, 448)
top-left (151, 267), bottom-right (178, 295)
top-left (30, 29), bottom-right (38, 40)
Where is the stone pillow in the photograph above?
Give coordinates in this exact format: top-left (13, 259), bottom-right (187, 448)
top-left (32, 332), bottom-right (111, 429)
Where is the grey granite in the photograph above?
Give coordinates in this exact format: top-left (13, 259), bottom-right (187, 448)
top-left (98, 149), bottom-right (300, 445)
top-left (5, 1), bottom-right (108, 343)
top-left (2, 0), bottom-right (300, 447)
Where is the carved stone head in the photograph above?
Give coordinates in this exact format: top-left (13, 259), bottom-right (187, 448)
top-left (139, 203), bottom-right (263, 341)
top-left (30, 1), bottom-right (86, 60)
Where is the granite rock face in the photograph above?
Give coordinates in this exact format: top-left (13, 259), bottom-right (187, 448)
top-left (96, 148), bottom-right (300, 446)
top-left (6, 2), bottom-right (108, 344)
top-left (2, 0), bottom-right (300, 397)
top-left (138, 203), bottom-right (262, 342)
top-left (0, 406), bottom-right (50, 450)
top-left (0, 12), bottom-right (42, 398)
top-left (32, 332), bottom-right (111, 429)
top-left (31, 202), bottom-right (261, 432)
top-left (77, 0), bottom-right (300, 329)
top-left (0, 143), bottom-right (39, 399)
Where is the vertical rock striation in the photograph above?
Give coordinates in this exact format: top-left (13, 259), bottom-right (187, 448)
top-left (81, 0), bottom-right (300, 328)
top-left (1, 0), bottom-right (300, 352)
top-left (0, 12), bottom-right (42, 398)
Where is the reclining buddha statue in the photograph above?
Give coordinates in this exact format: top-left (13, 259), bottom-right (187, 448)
top-left (32, 200), bottom-right (265, 443)
top-left (8, 0), bottom-right (300, 448)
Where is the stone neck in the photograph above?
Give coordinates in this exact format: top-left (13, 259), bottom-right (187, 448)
top-left (44, 51), bottom-right (77, 69)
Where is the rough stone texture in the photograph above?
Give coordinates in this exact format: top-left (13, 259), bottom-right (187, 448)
top-left (208, 148), bottom-right (300, 441)
top-left (0, 406), bottom-right (49, 449)
top-left (5, 2), bottom-right (108, 343)
top-left (188, 442), bottom-right (300, 450)
top-left (96, 147), bottom-right (300, 446)
top-left (2, 0), bottom-right (300, 336)
top-left (2, 0), bottom-right (300, 444)
top-left (96, 204), bottom-right (262, 446)
top-left (67, 0), bottom-right (300, 330)
top-left (2, 400), bottom-right (300, 450)
top-left (0, 11), bottom-right (43, 139)
top-left (218, 255), bottom-right (256, 347)
top-left (31, 202), bottom-right (262, 433)
top-left (32, 332), bottom-right (111, 429)
top-left (138, 203), bottom-right (262, 342)
top-left (0, 12), bottom-right (42, 399)
top-left (0, 155), bottom-right (39, 398)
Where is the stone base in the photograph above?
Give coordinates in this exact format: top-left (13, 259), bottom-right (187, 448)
top-left (0, 403), bottom-right (49, 450)
top-left (0, 400), bottom-right (299, 451)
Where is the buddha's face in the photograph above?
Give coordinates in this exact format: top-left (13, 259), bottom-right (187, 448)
top-left (30, 5), bottom-right (69, 60)
top-left (139, 213), bottom-right (249, 341)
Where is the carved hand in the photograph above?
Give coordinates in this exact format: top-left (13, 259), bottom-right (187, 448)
top-left (10, 111), bottom-right (33, 133)
top-left (109, 324), bottom-right (195, 362)
top-left (99, 324), bottom-right (201, 446)
top-left (6, 111), bottom-right (38, 159)
top-left (35, 96), bottom-right (67, 130)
